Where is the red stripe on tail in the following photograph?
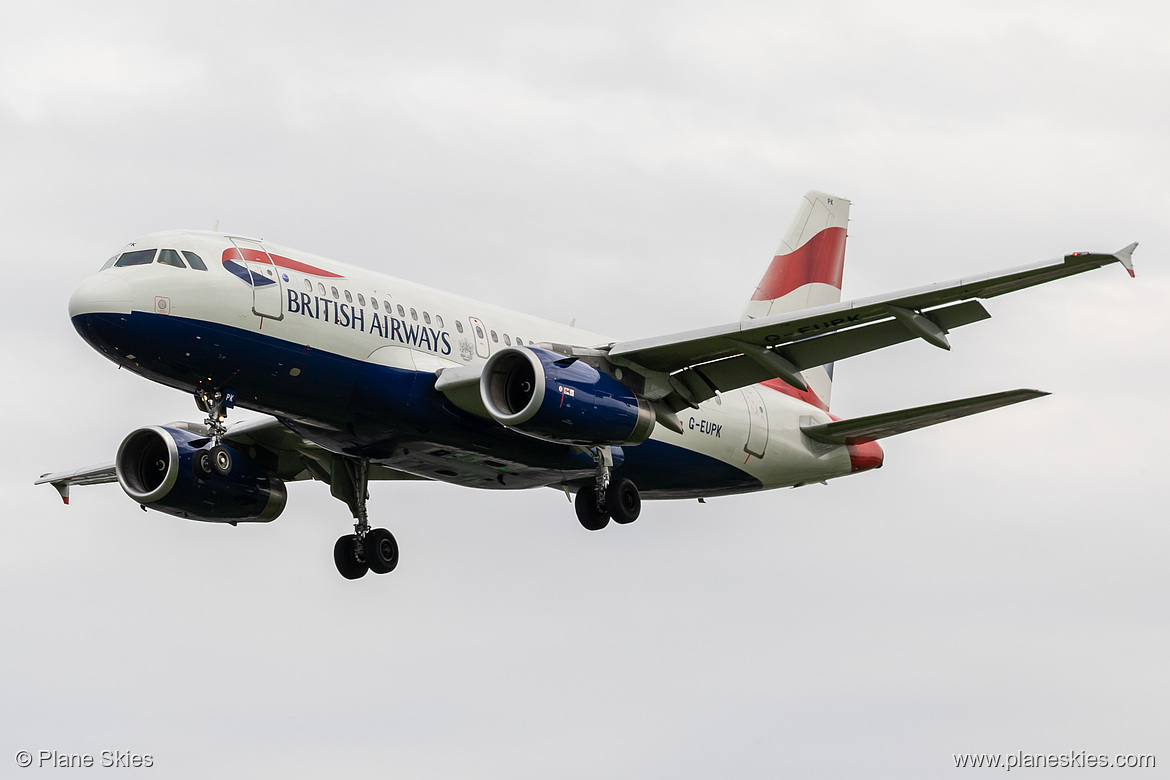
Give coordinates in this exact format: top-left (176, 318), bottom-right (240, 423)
top-left (750, 226), bottom-right (846, 301)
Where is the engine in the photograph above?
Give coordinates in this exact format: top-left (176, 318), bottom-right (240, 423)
top-left (480, 346), bottom-right (655, 446)
top-left (115, 425), bottom-right (287, 523)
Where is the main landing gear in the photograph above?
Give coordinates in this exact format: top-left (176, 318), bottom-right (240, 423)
top-left (574, 446), bottom-right (641, 531)
top-left (330, 456), bottom-right (399, 580)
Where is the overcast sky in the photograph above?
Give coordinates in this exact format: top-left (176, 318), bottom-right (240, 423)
top-left (2, 1), bottom-right (1167, 777)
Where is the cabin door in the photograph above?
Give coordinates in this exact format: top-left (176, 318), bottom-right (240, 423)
top-left (468, 317), bottom-right (490, 358)
top-left (741, 385), bottom-right (769, 459)
top-left (230, 237), bottom-right (284, 320)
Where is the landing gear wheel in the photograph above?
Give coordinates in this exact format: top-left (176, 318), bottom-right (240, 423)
top-left (575, 486), bottom-right (610, 531)
top-left (195, 450), bottom-right (214, 478)
top-left (333, 534), bottom-right (368, 580)
top-left (607, 478), bottom-right (641, 524)
top-left (365, 528), bottom-right (399, 574)
top-left (210, 444), bottom-right (233, 476)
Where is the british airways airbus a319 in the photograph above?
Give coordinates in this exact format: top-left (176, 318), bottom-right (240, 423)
top-left (38, 191), bottom-right (1136, 579)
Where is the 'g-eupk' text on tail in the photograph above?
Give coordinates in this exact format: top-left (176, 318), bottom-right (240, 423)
top-left (740, 190), bottom-right (849, 411)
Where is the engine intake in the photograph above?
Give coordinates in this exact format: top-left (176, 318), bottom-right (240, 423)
top-left (480, 347), bottom-right (654, 446)
top-left (116, 425), bottom-right (286, 523)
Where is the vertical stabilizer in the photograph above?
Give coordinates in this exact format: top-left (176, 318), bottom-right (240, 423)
top-left (742, 190), bottom-right (849, 410)
top-left (741, 190), bottom-right (850, 320)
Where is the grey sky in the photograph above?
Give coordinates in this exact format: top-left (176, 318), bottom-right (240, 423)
top-left (2, 1), bottom-right (1167, 777)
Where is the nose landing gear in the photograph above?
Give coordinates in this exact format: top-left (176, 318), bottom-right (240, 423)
top-left (194, 388), bottom-right (237, 476)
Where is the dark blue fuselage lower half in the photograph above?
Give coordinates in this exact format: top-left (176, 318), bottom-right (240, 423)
top-left (73, 311), bottom-right (762, 498)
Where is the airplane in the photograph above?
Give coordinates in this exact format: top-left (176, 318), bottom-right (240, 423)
top-left (37, 190), bottom-right (1137, 579)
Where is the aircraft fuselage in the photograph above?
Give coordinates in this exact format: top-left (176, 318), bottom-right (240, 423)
top-left (69, 230), bottom-right (866, 499)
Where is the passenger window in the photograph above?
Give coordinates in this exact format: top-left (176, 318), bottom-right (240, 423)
top-left (423, 311), bottom-right (431, 325)
top-left (502, 334), bottom-right (510, 346)
top-left (181, 251), bottom-right (208, 270)
top-left (114, 249), bottom-right (157, 267)
top-left (456, 321), bottom-right (464, 334)
top-left (490, 330), bottom-right (498, 343)
top-left (475, 325), bottom-right (483, 338)
top-left (345, 290), bottom-right (353, 303)
top-left (304, 279), bottom-right (312, 292)
top-left (371, 298), bottom-right (379, 310)
top-left (318, 283), bottom-right (326, 295)
top-left (358, 294), bottom-right (366, 307)
top-left (410, 308), bottom-right (418, 321)
top-left (157, 249), bottom-right (186, 268)
top-left (397, 305), bottom-right (405, 318)
top-left (331, 286), bottom-right (339, 299)
top-left (436, 315), bottom-right (444, 328)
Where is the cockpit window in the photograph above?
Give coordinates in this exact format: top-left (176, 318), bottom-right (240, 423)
top-left (114, 249), bottom-right (157, 267)
top-left (101, 256), bottom-right (118, 270)
top-left (157, 249), bottom-right (186, 268)
top-left (182, 251), bottom-right (208, 271)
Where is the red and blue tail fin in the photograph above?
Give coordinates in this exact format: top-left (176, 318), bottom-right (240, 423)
top-left (741, 190), bottom-right (849, 410)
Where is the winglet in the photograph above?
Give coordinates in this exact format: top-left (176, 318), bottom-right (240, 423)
top-left (1114, 242), bottom-right (1138, 278)
top-left (35, 463), bottom-right (118, 502)
top-left (50, 480), bottom-right (70, 505)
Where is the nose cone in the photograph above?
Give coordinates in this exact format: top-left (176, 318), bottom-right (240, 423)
top-left (69, 274), bottom-right (133, 318)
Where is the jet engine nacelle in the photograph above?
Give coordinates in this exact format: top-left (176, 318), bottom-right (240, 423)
top-left (116, 425), bottom-right (287, 523)
top-left (480, 346), bottom-right (655, 446)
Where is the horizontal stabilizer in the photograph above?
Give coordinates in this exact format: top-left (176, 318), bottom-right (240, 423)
top-left (801, 389), bottom-right (1049, 445)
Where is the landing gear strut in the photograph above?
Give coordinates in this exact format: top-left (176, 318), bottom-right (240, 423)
top-left (195, 388), bottom-right (232, 444)
top-left (574, 446), bottom-right (641, 530)
top-left (194, 388), bottom-right (235, 477)
top-left (331, 456), bottom-right (398, 579)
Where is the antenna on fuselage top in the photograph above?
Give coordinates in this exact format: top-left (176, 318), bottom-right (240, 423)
top-left (212, 218), bottom-right (220, 232)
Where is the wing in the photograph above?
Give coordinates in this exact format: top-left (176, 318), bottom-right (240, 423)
top-left (34, 463), bottom-right (118, 504)
top-left (35, 416), bottom-right (422, 504)
top-left (606, 245), bottom-right (1136, 410)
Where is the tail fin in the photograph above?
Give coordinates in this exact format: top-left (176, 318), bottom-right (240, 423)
top-left (742, 190), bottom-right (850, 410)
